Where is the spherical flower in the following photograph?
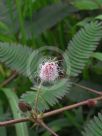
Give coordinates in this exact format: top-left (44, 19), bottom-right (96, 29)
top-left (39, 60), bottom-right (59, 82)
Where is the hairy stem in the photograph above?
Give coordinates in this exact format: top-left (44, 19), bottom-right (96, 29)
top-left (43, 95), bottom-right (102, 118)
top-left (0, 118), bottom-right (30, 127)
top-left (0, 95), bottom-right (102, 127)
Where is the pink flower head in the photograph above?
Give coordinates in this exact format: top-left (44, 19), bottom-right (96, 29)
top-left (39, 60), bottom-right (59, 82)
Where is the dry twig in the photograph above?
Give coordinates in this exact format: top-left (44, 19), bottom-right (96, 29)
top-left (0, 71), bottom-right (17, 87)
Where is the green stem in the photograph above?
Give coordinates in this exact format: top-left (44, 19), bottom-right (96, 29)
top-left (34, 81), bottom-right (43, 113)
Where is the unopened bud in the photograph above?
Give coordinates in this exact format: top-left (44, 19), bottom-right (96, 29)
top-left (18, 101), bottom-right (32, 112)
top-left (87, 99), bottom-right (97, 107)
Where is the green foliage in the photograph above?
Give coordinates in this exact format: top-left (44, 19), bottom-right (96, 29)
top-left (0, 43), bottom-right (31, 75)
top-left (0, 0), bottom-right (18, 34)
top-left (21, 79), bottom-right (71, 112)
top-left (15, 0), bottom-right (26, 44)
top-left (65, 21), bottom-right (102, 76)
top-left (1, 88), bottom-right (29, 136)
top-left (25, 3), bottom-right (78, 38)
top-left (42, 118), bottom-right (71, 136)
top-left (0, 1), bottom-right (78, 42)
top-left (0, 43), bottom-right (40, 76)
top-left (73, 0), bottom-right (102, 10)
top-left (92, 52), bottom-right (102, 61)
top-left (0, 101), bottom-right (7, 136)
top-left (82, 113), bottom-right (102, 136)
top-left (95, 14), bottom-right (102, 20)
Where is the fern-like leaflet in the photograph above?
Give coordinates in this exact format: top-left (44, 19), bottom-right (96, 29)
top-left (0, 43), bottom-right (41, 77)
top-left (82, 113), bottom-right (102, 136)
top-left (65, 21), bottom-right (102, 76)
top-left (20, 79), bottom-right (71, 112)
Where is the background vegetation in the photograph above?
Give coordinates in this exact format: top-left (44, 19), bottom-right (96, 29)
top-left (0, 0), bottom-right (102, 136)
